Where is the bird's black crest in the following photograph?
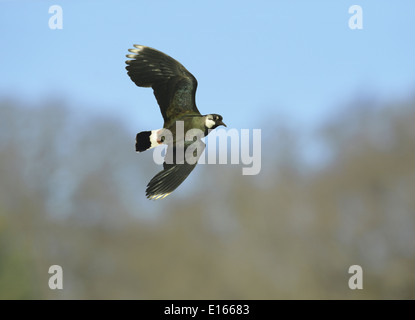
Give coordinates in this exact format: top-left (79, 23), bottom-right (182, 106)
top-left (135, 131), bottom-right (152, 152)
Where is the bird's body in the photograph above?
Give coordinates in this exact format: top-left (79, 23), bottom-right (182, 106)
top-left (125, 45), bottom-right (226, 200)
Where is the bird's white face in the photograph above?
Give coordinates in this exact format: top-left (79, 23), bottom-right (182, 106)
top-left (205, 114), bottom-right (226, 129)
top-left (205, 115), bottom-right (216, 129)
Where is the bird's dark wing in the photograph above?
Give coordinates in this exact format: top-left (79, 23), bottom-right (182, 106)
top-left (146, 139), bottom-right (206, 200)
top-left (126, 45), bottom-right (201, 126)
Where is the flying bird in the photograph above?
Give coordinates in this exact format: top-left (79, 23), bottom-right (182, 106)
top-left (126, 45), bottom-right (226, 200)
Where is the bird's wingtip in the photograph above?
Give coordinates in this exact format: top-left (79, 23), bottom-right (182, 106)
top-left (147, 192), bottom-right (171, 200)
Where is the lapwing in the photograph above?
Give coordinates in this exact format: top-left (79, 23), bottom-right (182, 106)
top-left (126, 45), bottom-right (226, 200)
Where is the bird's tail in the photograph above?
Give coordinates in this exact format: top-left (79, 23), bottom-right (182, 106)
top-left (135, 129), bottom-right (162, 152)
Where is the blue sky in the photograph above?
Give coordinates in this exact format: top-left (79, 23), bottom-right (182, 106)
top-left (1, 0), bottom-right (415, 134)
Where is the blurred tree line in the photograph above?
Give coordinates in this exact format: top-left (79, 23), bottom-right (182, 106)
top-left (0, 96), bottom-right (414, 299)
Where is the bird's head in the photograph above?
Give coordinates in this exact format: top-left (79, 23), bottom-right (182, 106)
top-left (204, 114), bottom-right (226, 130)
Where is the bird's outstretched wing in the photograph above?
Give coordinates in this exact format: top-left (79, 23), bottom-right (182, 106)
top-left (126, 45), bottom-right (201, 126)
top-left (146, 139), bottom-right (206, 200)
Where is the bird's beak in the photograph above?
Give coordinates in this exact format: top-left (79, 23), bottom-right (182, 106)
top-left (218, 120), bottom-right (227, 127)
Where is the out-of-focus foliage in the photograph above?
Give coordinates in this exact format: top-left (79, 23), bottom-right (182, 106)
top-left (0, 96), bottom-right (414, 299)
